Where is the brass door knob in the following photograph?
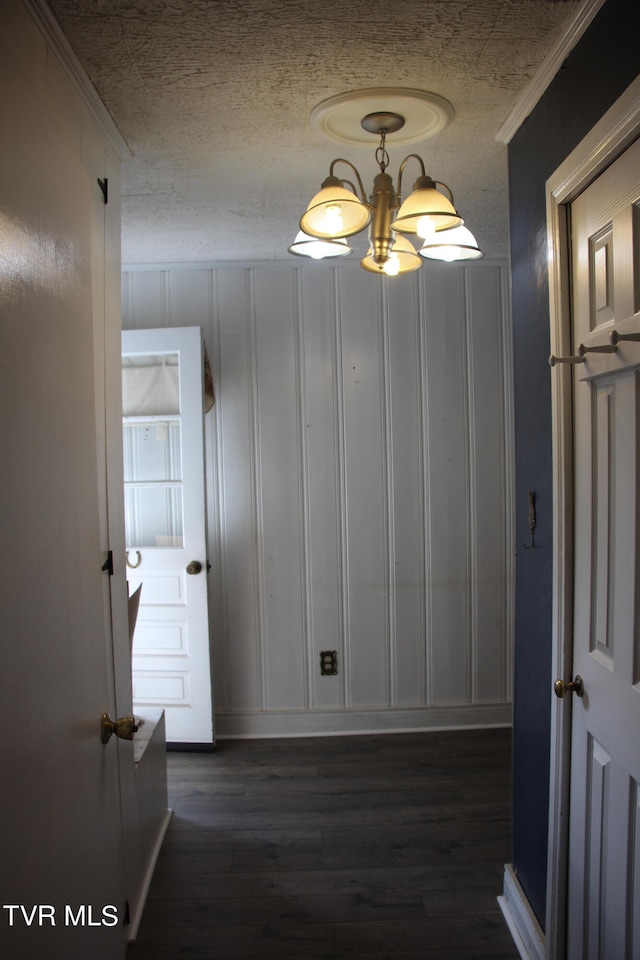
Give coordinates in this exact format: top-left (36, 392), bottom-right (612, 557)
top-left (101, 712), bottom-right (139, 744)
top-left (186, 560), bottom-right (202, 575)
top-left (553, 675), bottom-right (584, 699)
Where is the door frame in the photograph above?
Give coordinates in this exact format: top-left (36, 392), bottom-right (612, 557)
top-left (545, 75), bottom-right (640, 959)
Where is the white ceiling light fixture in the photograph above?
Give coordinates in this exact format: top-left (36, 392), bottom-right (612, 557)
top-left (290, 89), bottom-right (481, 276)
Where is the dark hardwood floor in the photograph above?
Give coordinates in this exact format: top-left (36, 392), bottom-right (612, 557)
top-left (127, 728), bottom-right (519, 959)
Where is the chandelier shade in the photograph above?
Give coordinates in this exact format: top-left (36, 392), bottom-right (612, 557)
top-left (391, 175), bottom-right (462, 236)
top-left (288, 230), bottom-right (353, 259)
top-left (299, 176), bottom-right (371, 239)
top-left (419, 224), bottom-right (483, 261)
top-left (361, 233), bottom-right (421, 275)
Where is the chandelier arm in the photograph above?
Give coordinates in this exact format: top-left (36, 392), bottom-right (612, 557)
top-left (329, 158), bottom-right (369, 204)
top-left (395, 154), bottom-right (427, 203)
top-left (433, 181), bottom-right (455, 204)
top-left (338, 179), bottom-right (358, 196)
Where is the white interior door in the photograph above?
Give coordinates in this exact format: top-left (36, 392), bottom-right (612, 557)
top-left (122, 326), bottom-right (214, 744)
top-left (565, 135), bottom-right (640, 958)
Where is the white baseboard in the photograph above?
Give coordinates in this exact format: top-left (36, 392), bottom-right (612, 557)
top-left (498, 864), bottom-right (545, 960)
top-left (214, 703), bottom-right (512, 738)
top-left (128, 808), bottom-right (173, 943)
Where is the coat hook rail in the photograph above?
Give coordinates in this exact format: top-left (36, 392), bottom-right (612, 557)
top-left (523, 490), bottom-right (536, 550)
top-left (610, 330), bottom-right (640, 344)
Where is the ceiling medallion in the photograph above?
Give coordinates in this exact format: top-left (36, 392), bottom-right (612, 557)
top-left (310, 88), bottom-right (455, 146)
top-left (289, 90), bottom-right (482, 276)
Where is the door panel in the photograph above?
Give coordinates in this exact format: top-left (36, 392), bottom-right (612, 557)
top-left (0, 47), bottom-right (126, 957)
top-left (122, 327), bottom-right (213, 744)
top-left (567, 136), bottom-right (640, 959)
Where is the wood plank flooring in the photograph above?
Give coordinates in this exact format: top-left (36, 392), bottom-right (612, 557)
top-left (127, 728), bottom-right (518, 959)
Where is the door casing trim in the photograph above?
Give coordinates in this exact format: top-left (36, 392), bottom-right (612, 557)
top-left (545, 75), bottom-right (640, 960)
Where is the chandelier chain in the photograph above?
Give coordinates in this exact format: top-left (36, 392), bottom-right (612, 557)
top-left (375, 130), bottom-right (390, 172)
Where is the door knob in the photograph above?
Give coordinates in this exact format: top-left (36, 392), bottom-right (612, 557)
top-left (101, 712), bottom-right (139, 744)
top-left (553, 675), bottom-right (584, 699)
top-left (186, 560), bottom-right (202, 575)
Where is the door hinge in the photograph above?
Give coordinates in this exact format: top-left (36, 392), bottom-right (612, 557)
top-left (97, 177), bottom-right (108, 204)
top-left (101, 550), bottom-right (114, 576)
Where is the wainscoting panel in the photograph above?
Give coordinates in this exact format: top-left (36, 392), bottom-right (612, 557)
top-left (122, 258), bottom-right (513, 736)
top-left (466, 266), bottom-right (512, 704)
top-left (340, 268), bottom-right (389, 709)
top-left (253, 268), bottom-right (307, 711)
top-left (424, 267), bottom-right (471, 705)
top-left (299, 269), bottom-right (343, 712)
top-left (386, 278), bottom-right (425, 708)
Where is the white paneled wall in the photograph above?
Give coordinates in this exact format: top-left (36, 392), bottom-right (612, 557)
top-left (122, 260), bottom-right (513, 736)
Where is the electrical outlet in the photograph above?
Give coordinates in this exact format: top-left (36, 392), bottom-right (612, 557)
top-left (320, 650), bottom-right (337, 675)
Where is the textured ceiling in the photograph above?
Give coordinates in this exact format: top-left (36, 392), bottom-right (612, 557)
top-left (48, 0), bottom-right (581, 265)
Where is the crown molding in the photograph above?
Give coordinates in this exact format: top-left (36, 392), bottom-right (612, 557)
top-left (495, 0), bottom-right (607, 144)
top-left (23, 0), bottom-right (133, 160)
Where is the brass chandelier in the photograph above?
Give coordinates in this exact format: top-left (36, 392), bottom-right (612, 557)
top-left (289, 110), bottom-right (482, 276)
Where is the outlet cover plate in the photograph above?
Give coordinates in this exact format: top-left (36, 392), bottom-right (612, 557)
top-left (320, 650), bottom-right (338, 675)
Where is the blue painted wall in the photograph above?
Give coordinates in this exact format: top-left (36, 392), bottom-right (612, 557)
top-left (508, 0), bottom-right (638, 927)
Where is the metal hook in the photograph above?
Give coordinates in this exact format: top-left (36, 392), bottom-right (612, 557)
top-left (126, 550), bottom-right (142, 569)
top-left (610, 330), bottom-right (640, 344)
top-left (550, 340), bottom-right (618, 365)
top-left (524, 491), bottom-right (536, 550)
top-left (578, 342), bottom-right (617, 356)
top-left (549, 353), bottom-right (585, 366)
